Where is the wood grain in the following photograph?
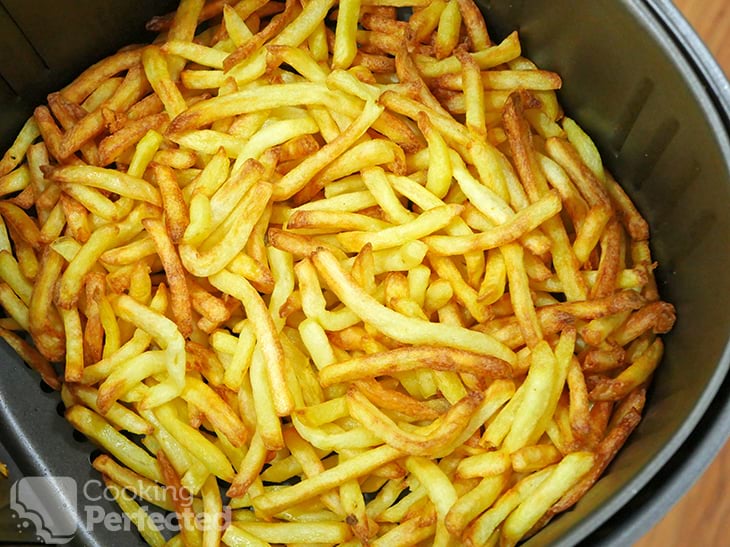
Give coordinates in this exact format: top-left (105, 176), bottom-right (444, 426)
top-left (635, 1), bottom-right (730, 545)
top-left (674, 0), bottom-right (730, 75)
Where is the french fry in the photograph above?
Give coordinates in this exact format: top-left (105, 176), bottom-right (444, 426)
top-left (66, 405), bottom-right (163, 482)
top-left (501, 452), bottom-right (594, 546)
top-left (253, 445), bottom-right (403, 517)
top-left (0, 2), bottom-right (676, 545)
top-left (103, 477), bottom-right (167, 547)
top-left (312, 248), bottom-right (516, 364)
top-left (142, 218), bottom-right (193, 337)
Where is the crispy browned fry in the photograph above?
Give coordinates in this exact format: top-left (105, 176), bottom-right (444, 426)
top-left (33, 106), bottom-right (70, 163)
top-left (582, 344), bottom-right (626, 373)
top-left (185, 340), bottom-right (225, 387)
top-left (147, 0), bottom-right (228, 31)
top-left (47, 92), bottom-right (100, 165)
top-left (83, 272), bottom-right (106, 365)
top-left (611, 301), bottom-right (676, 346)
top-left (567, 359), bottom-right (592, 439)
top-left (589, 338), bottom-right (663, 401)
top-left (59, 66), bottom-right (151, 159)
top-left (61, 48), bottom-right (144, 104)
top-left (545, 137), bottom-right (612, 210)
top-left (0, 202), bottom-right (42, 249)
top-left (456, 0), bottom-right (490, 50)
top-left (347, 387), bottom-right (486, 458)
top-left (98, 112), bottom-right (169, 166)
top-left (320, 345), bottom-right (512, 387)
top-left (590, 218), bottom-right (622, 299)
top-left (92, 454), bottom-right (173, 511)
top-left (181, 377), bottom-right (250, 447)
top-left (28, 247), bottom-right (66, 361)
top-left (605, 171), bottom-right (649, 241)
top-left (482, 291), bottom-right (643, 349)
top-left (267, 226), bottom-right (347, 260)
top-left (224, 0), bottom-right (296, 71)
top-left (278, 134), bottom-right (320, 161)
top-left (142, 218), bottom-right (193, 337)
top-left (157, 450), bottom-right (202, 547)
top-left (0, 2), bottom-right (676, 544)
top-left (548, 402), bottom-right (643, 516)
top-left (354, 378), bottom-right (443, 421)
top-left (150, 163), bottom-right (189, 244)
top-left (503, 92), bottom-right (551, 203)
top-left (188, 279), bottom-right (230, 324)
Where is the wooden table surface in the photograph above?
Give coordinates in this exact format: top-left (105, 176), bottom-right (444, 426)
top-left (634, 1), bottom-right (729, 546)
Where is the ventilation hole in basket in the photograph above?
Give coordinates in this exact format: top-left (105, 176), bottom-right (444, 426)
top-left (628, 117), bottom-right (680, 191)
top-left (89, 448), bottom-right (103, 465)
top-left (610, 77), bottom-right (654, 156)
top-left (72, 430), bottom-right (88, 443)
top-left (39, 380), bottom-right (55, 393)
top-left (56, 401), bottom-right (66, 417)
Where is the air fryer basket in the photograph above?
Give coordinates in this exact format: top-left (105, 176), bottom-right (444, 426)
top-left (0, 0), bottom-right (728, 545)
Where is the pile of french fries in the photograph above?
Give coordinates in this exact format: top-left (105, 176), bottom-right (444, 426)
top-left (0, 0), bottom-right (677, 545)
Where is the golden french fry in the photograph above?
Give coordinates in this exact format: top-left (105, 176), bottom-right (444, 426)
top-left (0, 3), bottom-right (675, 545)
top-left (312, 248), bottom-right (516, 364)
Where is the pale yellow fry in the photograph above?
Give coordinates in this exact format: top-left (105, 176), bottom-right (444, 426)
top-left (114, 294), bottom-right (186, 406)
top-left (162, 40), bottom-right (228, 68)
top-left (502, 341), bottom-right (556, 452)
top-left (224, 5), bottom-right (254, 46)
top-left (252, 445), bottom-right (403, 516)
top-left (180, 181), bottom-right (272, 277)
top-left (228, 522), bottom-right (352, 545)
top-left (563, 117), bottom-right (605, 182)
top-left (169, 82), bottom-right (338, 133)
top-left (445, 473), bottom-right (507, 537)
top-left (0, 251), bottom-right (32, 305)
top-left (60, 307), bottom-right (84, 382)
top-left (456, 450), bottom-right (511, 479)
top-left (221, 525), bottom-right (269, 547)
top-left (65, 405), bottom-right (163, 482)
top-left (312, 248), bottom-right (516, 364)
top-left (361, 166), bottom-right (415, 224)
top-left (332, 0), bottom-right (361, 69)
top-left (104, 479), bottom-right (166, 547)
top-left (435, 0), bottom-right (462, 59)
top-left (405, 456), bottom-right (457, 521)
top-left (416, 31), bottom-right (521, 77)
top-left (465, 466), bottom-right (553, 545)
top-left (337, 203), bottom-right (462, 252)
top-left (502, 242), bottom-right (543, 348)
top-left (424, 190), bottom-right (561, 255)
top-left (209, 270), bottom-right (293, 416)
top-left (69, 384), bottom-right (152, 436)
top-left (154, 404), bottom-right (235, 483)
top-left (50, 165), bottom-right (161, 205)
top-left (250, 346), bottom-right (285, 451)
top-left (272, 100), bottom-right (384, 200)
top-left (142, 45), bottom-right (187, 118)
top-left (201, 474), bottom-right (223, 547)
top-left (56, 224), bottom-right (119, 309)
top-left (502, 452), bottom-right (595, 545)
top-left (0, 117), bottom-right (39, 176)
